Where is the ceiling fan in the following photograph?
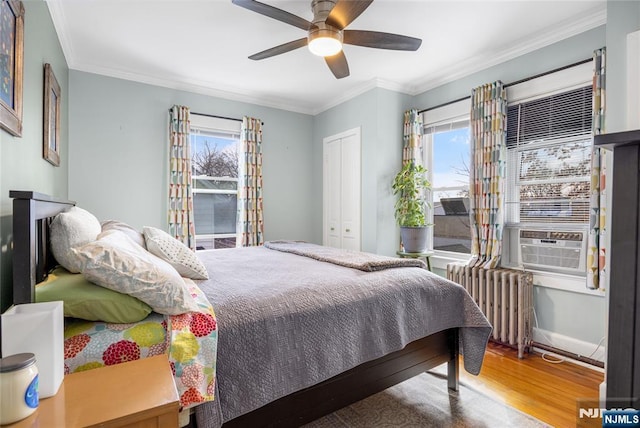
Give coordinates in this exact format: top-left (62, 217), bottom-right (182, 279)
top-left (232, 0), bottom-right (422, 79)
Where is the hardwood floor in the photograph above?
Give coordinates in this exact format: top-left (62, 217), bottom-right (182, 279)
top-left (460, 342), bottom-right (604, 427)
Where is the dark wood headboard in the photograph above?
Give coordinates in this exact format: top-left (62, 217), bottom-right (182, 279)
top-left (10, 190), bottom-right (76, 305)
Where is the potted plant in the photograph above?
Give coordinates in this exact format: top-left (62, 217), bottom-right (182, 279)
top-left (392, 161), bottom-right (431, 253)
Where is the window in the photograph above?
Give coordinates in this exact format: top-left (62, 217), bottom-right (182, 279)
top-left (505, 86), bottom-right (593, 226)
top-left (420, 62), bottom-right (593, 263)
top-left (422, 99), bottom-right (472, 255)
top-left (190, 115), bottom-right (241, 249)
top-left (500, 62), bottom-right (594, 278)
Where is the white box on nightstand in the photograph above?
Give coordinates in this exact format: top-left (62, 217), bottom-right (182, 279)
top-left (2, 301), bottom-right (64, 398)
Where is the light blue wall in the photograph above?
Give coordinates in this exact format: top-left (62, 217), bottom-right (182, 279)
top-left (312, 88), bottom-right (412, 256)
top-left (68, 71), bottom-right (315, 242)
top-left (1, 1), bottom-right (70, 209)
top-left (0, 2), bottom-right (69, 313)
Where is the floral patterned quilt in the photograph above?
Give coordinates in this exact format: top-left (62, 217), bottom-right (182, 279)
top-left (63, 279), bottom-right (217, 409)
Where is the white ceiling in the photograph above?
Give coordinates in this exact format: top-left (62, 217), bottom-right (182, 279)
top-left (46, 0), bottom-right (606, 115)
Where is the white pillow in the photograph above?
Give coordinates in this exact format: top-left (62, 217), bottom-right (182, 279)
top-left (50, 206), bottom-right (102, 273)
top-left (71, 231), bottom-right (200, 315)
top-left (101, 220), bottom-right (146, 248)
top-left (143, 226), bottom-right (209, 280)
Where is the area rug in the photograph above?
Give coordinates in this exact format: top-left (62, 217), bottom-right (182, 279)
top-left (304, 369), bottom-right (551, 428)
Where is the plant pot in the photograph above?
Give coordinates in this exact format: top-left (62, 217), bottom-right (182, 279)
top-left (400, 226), bottom-right (429, 253)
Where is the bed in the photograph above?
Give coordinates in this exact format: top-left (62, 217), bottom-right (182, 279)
top-left (9, 190), bottom-right (492, 427)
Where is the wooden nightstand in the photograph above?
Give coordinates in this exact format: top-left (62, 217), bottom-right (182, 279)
top-left (4, 355), bottom-right (179, 428)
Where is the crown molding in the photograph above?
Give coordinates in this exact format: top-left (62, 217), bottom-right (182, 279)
top-left (374, 78), bottom-right (412, 94)
top-left (71, 61), bottom-right (317, 115)
top-left (46, 1), bottom-right (74, 67)
top-left (408, 5), bottom-right (606, 96)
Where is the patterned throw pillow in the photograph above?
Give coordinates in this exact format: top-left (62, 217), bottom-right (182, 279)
top-left (71, 231), bottom-right (201, 315)
top-left (143, 226), bottom-right (209, 280)
top-left (50, 206), bottom-right (102, 273)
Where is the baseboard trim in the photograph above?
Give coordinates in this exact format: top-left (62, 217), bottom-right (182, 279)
top-left (532, 328), bottom-right (605, 365)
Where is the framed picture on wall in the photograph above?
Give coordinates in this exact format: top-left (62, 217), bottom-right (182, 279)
top-left (43, 63), bottom-right (61, 166)
top-left (0, 0), bottom-right (25, 137)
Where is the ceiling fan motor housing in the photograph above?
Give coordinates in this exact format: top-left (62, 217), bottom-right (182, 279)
top-left (308, 0), bottom-right (342, 55)
top-left (311, 0), bottom-right (337, 24)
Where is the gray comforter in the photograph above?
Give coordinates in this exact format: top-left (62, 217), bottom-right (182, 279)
top-left (195, 243), bottom-right (491, 427)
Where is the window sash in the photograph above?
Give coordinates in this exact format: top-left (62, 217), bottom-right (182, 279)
top-left (421, 126), bottom-right (472, 255)
top-left (190, 117), bottom-right (240, 248)
top-left (506, 134), bottom-right (592, 225)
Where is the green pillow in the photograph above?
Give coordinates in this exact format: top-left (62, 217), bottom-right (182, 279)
top-left (36, 267), bottom-right (153, 323)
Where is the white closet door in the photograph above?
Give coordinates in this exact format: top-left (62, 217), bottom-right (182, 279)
top-left (339, 133), bottom-right (360, 251)
top-left (323, 128), bottom-right (361, 251)
top-left (324, 139), bottom-right (342, 248)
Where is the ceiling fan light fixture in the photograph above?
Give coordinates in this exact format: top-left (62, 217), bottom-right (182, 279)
top-left (308, 27), bottom-right (343, 57)
top-left (308, 37), bottom-right (342, 56)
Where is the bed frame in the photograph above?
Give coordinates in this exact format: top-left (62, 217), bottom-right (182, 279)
top-left (10, 190), bottom-right (76, 305)
top-left (9, 190), bottom-right (460, 427)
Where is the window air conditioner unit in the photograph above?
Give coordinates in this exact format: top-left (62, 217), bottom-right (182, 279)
top-left (518, 229), bottom-right (587, 275)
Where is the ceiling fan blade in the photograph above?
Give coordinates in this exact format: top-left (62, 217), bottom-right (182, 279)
top-left (325, 0), bottom-right (373, 30)
top-left (325, 51), bottom-right (350, 79)
top-left (232, 0), bottom-right (314, 31)
top-left (343, 30), bottom-right (422, 51)
top-left (249, 38), bottom-right (308, 60)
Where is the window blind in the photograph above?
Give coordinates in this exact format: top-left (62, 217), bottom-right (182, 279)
top-left (190, 127), bottom-right (240, 141)
top-left (423, 119), bottom-right (469, 135)
top-left (506, 86), bottom-right (592, 147)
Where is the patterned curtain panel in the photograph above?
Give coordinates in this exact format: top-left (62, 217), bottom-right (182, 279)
top-left (468, 82), bottom-right (507, 269)
top-left (168, 105), bottom-right (196, 250)
top-left (402, 109), bottom-right (423, 166)
top-left (587, 48), bottom-right (606, 290)
top-left (236, 116), bottom-right (264, 247)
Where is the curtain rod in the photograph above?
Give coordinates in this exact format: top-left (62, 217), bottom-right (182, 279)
top-left (168, 109), bottom-right (264, 125)
top-left (418, 57), bottom-right (593, 114)
top-left (191, 112), bottom-right (243, 122)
